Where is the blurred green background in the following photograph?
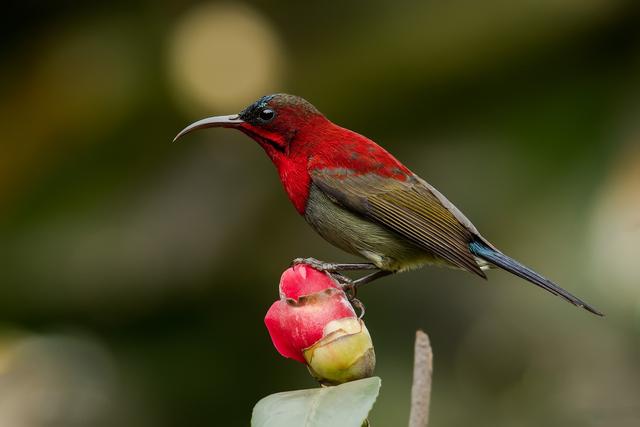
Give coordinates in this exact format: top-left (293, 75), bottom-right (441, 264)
top-left (2, 1), bottom-right (640, 426)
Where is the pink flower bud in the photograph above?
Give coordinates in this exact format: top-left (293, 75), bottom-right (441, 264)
top-left (264, 265), bottom-right (375, 384)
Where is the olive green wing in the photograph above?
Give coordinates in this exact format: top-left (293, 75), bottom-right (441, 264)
top-left (310, 170), bottom-right (486, 277)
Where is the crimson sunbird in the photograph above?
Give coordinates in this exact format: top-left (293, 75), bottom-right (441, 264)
top-left (174, 94), bottom-right (602, 316)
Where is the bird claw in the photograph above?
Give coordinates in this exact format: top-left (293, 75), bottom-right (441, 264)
top-left (328, 275), bottom-right (364, 317)
top-left (329, 274), bottom-right (359, 301)
top-left (291, 257), bottom-right (335, 272)
top-left (342, 282), bottom-right (357, 299)
top-left (350, 297), bottom-right (366, 319)
top-left (291, 258), bottom-right (378, 273)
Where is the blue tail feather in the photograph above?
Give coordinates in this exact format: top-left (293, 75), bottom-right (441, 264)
top-left (469, 240), bottom-right (602, 316)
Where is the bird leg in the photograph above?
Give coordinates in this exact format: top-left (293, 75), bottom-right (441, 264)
top-left (291, 258), bottom-right (392, 310)
top-left (338, 269), bottom-right (391, 301)
top-left (339, 269), bottom-right (390, 296)
top-left (291, 257), bottom-right (377, 272)
top-left (351, 270), bottom-right (392, 287)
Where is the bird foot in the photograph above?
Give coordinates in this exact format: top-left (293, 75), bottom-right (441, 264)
top-left (290, 258), bottom-right (392, 318)
top-left (291, 257), bottom-right (337, 272)
top-left (291, 257), bottom-right (377, 272)
top-left (331, 273), bottom-right (357, 297)
top-left (325, 275), bottom-right (365, 318)
top-left (350, 297), bottom-right (366, 319)
top-left (291, 258), bottom-right (363, 313)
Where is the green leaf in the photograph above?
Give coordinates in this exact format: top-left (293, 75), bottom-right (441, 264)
top-left (251, 377), bottom-right (381, 427)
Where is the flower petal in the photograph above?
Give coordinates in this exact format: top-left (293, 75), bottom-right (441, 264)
top-left (264, 300), bottom-right (304, 362)
top-left (279, 265), bottom-right (340, 300)
top-left (264, 289), bottom-right (356, 363)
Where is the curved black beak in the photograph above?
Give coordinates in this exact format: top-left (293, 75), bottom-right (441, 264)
top-left (173, 114), bottom-right (244, 142)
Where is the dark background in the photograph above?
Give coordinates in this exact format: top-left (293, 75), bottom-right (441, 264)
top-left (1, 1), bottom-right (639, 426)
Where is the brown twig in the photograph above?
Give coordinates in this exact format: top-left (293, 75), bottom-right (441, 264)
top-left (408, 330), bottom-right (433, 427)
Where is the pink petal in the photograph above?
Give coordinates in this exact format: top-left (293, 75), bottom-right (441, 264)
top-left (264, 301), bottom-right (304, 362)
top-left (264, 291), bottom-right (356, 363)
top-left (279, 265), bottom-right (340, 300)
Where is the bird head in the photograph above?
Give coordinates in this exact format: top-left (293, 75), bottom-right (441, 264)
top-left (174, 93), bottom-right (408, 214)
top-left (174, 93), bottom-right (328, 160)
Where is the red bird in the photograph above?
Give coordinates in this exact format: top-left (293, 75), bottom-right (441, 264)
top-left (175, 93), bottom-right (602, 316)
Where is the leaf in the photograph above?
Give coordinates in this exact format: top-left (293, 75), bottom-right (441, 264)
top-left (251, 377), bottom-right (381, 427)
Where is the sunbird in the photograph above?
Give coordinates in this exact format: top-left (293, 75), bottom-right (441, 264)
top-left (175, 94), bottom-right (602, 316)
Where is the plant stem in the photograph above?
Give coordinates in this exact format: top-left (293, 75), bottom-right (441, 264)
top-left (408, 330), bottom-right (432, 427)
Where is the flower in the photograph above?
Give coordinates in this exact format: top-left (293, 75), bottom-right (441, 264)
top-left (264, 264), bottom-right (375, 385)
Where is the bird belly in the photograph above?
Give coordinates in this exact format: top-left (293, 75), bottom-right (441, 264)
top-left (304, 184), bottom-right (452, 272)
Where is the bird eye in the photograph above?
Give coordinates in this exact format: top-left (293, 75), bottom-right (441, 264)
top-left (259, 108), bottom-right (275, 122)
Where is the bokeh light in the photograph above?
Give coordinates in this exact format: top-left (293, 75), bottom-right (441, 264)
top-left (168, 2), bottom-right (286, 113)
top-left (589, 139), bottom-right (640, 308)
top-left (0, 332), bottom-right (142, 427)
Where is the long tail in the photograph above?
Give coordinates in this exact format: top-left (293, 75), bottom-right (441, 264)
top-left (469, 240), bottom-right (603, 316)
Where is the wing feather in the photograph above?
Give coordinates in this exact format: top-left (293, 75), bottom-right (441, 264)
top-left (311, 170), bottom-right (485, 277)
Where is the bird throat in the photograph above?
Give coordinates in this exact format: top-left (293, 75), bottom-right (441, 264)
top-left (238, 126), bottom-right (286, 155)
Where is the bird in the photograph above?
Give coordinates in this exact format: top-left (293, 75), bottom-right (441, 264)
top-left (174, 93), bottom-right (602, 316)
